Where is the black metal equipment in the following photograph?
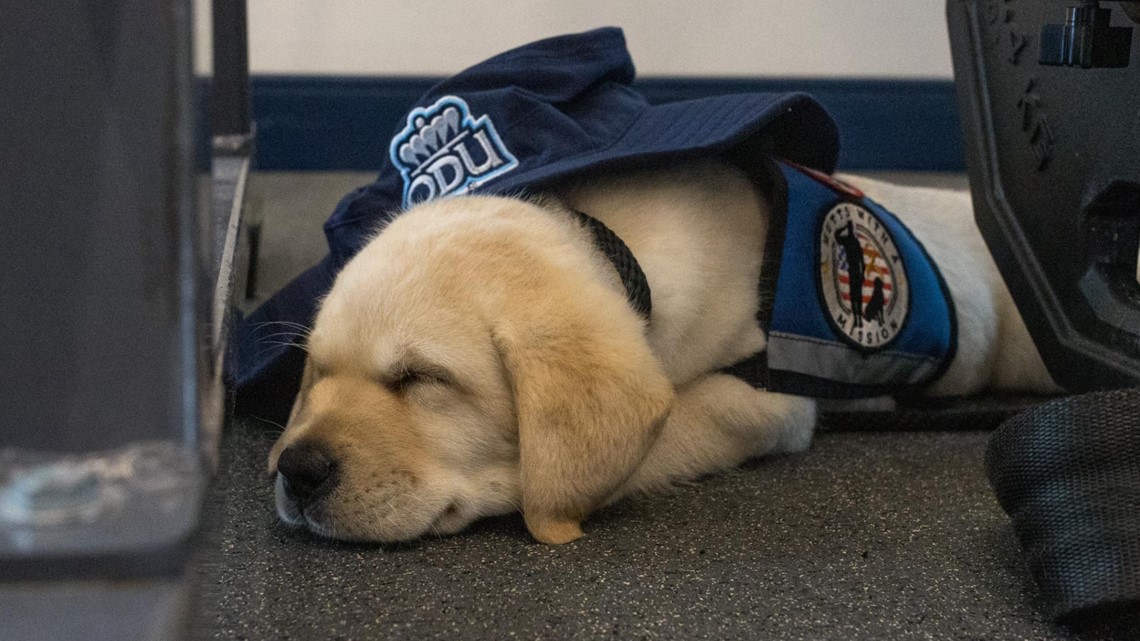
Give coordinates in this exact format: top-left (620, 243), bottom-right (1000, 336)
top-left (948, 0), bottom-right (1140, 626)
top-left (948, 0), bottom-right (1140, 391)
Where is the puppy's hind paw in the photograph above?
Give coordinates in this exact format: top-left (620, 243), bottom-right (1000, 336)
top-left (773, 403), bottom-right (817, 454)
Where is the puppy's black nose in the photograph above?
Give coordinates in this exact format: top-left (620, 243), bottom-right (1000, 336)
top-left (276, 445), bottom-right (336, 504)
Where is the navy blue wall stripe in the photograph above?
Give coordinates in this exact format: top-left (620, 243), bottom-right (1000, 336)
top-left (198, 76), bottom-right (962, 172)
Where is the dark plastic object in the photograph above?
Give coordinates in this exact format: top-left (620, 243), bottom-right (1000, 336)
top-left (947, 0), bottom-right (1140, 391)
top-left (986, 388), bottom-right (1140, 624)
top-left (1039, 3), bottom-right (1133, 68)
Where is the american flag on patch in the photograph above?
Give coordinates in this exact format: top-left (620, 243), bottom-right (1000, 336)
top-left (835, 233), bottom-right (892, 309)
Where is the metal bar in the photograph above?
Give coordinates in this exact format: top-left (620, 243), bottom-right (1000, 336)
top-left (211, 0), bottom-right (252, 143)
top-left (0, 0), bottom-right (206, 584)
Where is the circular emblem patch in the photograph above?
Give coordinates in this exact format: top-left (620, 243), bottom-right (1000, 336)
top-left (819, 202), bottom-right (909, 350)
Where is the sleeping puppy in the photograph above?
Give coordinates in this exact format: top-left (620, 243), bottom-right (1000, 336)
top-left (267, 158), bottom-right (1058, 544)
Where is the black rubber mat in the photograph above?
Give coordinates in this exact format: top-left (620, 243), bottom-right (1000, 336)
top-left (187, 414), bottom-right (1115, 641)
top-left (988, 389), bottom-right (1140, 627)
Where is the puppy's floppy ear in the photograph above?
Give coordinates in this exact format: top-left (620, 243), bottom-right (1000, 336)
top-left (494, 311), bottom-right (673, 545)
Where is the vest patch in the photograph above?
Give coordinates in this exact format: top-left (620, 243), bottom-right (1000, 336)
top-left (390, 96), bottom-right (519, 208)
top-left (818, 202), bottom-right (910, 350)
top-left (726, 159), bottom-right (956, 398)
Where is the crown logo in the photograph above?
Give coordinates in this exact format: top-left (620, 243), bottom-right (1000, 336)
top-left (397, 107), bottom-right (462, 166)
top-left (389, 96), bottom-right (519, 208)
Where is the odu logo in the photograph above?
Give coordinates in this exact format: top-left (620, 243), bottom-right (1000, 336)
top-left (390, 96), bottom-right (519, 207)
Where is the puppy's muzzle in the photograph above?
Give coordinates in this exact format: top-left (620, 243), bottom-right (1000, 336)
top-left (276, 444), bottom-right (338, 507)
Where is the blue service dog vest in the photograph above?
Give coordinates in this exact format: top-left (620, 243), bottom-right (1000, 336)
top-left (725, 160), bottom-right (957, 397)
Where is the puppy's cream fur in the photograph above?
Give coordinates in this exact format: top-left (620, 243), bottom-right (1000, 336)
top-left (269, 159), bottom-right (1057, 544)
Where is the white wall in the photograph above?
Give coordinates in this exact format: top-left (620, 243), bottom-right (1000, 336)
top-left (196, 0), bottom-right (953, 79)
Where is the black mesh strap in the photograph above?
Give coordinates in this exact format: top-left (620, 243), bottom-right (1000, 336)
top-left (572, 209), bottom-right (652, 320)
top-left (986, 388), bottom-right (1140, 624)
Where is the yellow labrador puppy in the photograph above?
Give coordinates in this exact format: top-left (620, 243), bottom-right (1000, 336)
top-left (268, 159), bottom-right (1057, 544)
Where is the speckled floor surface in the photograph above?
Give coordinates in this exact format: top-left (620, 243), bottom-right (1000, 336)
top-left (187, 173), bottom-right (1118, 640)
top-left (191, 420), bottom-right (1075, 641)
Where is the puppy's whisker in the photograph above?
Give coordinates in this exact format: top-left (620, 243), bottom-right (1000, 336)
top-left (423, 507), bottom-right (443, 539)
top-left (253, 342), bottom-right (309, 359)
top-left (252, 320), bottom-right (312, 333)
top-left (256, 331), bottom-right (310, 343)
top-left (258, 330), bottom-right (309, 339)
top-left (375, 499), bottom-right (412, 538)
top-left (251, 415), bottom-right (287, 434)
top-left (256, 339), bottom-right (305, 349)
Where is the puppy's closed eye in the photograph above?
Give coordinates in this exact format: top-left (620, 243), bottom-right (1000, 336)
top-left (378, 356), bottom-right (457, 395)
top-left (386, 369), bottom-right (444, 392)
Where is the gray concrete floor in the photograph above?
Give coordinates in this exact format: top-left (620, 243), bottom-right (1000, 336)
top-left (194, 418), bottom-right (1069, 641)
top-left (190, 171), bottom-right (1107, 640)
top-left (244, 172), bottom-right (374, 306)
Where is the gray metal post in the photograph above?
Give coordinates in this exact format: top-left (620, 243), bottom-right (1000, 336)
top-left (0, 0), bottom-right (216, 638)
